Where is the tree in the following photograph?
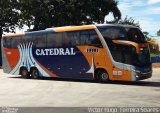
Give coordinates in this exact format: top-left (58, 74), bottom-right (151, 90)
top-left (18, 0), bottom-right (121, 31)
top-left (107, 16), bottom-right (140, 28)
top-left (0, 0), bottom-right (20, 35)
top-left (143, 32), bottom-right (150, 41)
top-left (157, 29), bottom-right (160, 36)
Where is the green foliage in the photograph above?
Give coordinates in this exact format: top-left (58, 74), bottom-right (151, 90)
top-left (18, 0), bottom-right (121, 31)
top-left (0, 0), bottom-right (121, 33)
top-left (107, 16), bottom-right (140, 28)
top-left (157, 29), bottom-right (160, 36)
top-left (150, 50), bottom-right (160, 57)
top-left (143, 31), bottom-right (151, 41)
top-left (0, 0), bottom-right (20, 34)
top-left (149, 43), bottom-right (160, 57)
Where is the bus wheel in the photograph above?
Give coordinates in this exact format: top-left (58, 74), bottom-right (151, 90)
top-left (21, 68), bottom-right (30, 79)
top-left (97, 70), bottom-right (109, 82)
top-left (31, 69), bottom-right (39, 79)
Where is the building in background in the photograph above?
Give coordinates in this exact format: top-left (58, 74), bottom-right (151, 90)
top-left (152, 36), bottom-right (160, 51)
top-left (147, 36), bottom-right (160, 63)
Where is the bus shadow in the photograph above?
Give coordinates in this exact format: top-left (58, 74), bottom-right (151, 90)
top-left (108, 80), bottom-right (160, 88)
top-left (9, 76), bottom-right (160, 88)
top-left (51, 78), bottom-right (160, 88)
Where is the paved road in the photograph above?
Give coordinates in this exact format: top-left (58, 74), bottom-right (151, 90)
top-left (0, 69), bottom-right (160, 107)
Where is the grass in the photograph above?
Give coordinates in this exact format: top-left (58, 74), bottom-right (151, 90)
top-left (150, 49), bottom-right (160, 57)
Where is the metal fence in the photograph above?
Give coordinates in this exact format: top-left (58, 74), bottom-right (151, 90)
top-left (151, 56), bottom-right (160, 63)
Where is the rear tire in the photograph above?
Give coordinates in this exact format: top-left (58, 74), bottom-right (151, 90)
top-left (21, 68), bottom-right (30, 79)
top-left (31, 69), bottom-right (39, 79)
top-left (96, 70), bottom-right (109, 82)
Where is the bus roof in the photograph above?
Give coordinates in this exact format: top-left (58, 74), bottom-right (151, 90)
top-left (3, 25), bottom-right (96, 37)
top-left (2, 24), bottom-right (138, 37)
top-left (96, 24), bottom-right (139, 29)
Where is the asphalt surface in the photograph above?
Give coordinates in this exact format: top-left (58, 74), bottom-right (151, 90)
top-left (0, 69), bottom-right (160, 107)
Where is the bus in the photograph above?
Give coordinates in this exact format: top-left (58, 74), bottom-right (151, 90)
top-left (1, 24), bottom-right (152, 81)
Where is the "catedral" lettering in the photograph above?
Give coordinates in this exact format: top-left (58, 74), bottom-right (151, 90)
top-left (36, 48), bottom-right (76, 56)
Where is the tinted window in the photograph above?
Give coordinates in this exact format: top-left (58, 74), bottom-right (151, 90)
top-left (46, 30), bottom-right (102, 47)
top-left (99, 27), bottom-right (127, 40)
top-left (47, 33), bottom-right (63, 47)
top-left (98, 27), bottom-right (131, 63)
top-left (3, 37), bottom-right (22, 48)
top-left (126, 28), bottom-right (147, 43)
top-left (110, 44), bottom-right (124, 63)
top-left (63, 31), bottom-right (80, 46)
top-left (79, 30), bottom-right (90, 45)
top-left (3, 37), bottom-right (12, 48)
top-left (98, 26), bottom-right (146, 43)
top-left (33, 34), bottom-right (47, 47)
top-left (3, 36), bottom-right (34, 48)
top-left (80, 30), bottom-right (102, 47)
top-left (21, 36), bottom-right (32, 43)
top-left (89, 30), bottom-right (102, 46)
top-left (11, 37), bottom-right (22, 48)
top-left (108, 44), bottom-right (133, 64)
top-left (123, 46), bottom-right (133, 64)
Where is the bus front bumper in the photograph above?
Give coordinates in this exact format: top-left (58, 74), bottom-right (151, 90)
top-left (135, 71), bottom-right (152, 80)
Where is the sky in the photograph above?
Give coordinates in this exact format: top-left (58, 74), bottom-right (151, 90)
top-left (106, 0), bottom-right (160, 36)
top-left (15, 0), bottom-right (160, 36)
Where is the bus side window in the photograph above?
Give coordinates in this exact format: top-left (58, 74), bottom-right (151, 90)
top-left (3, 37), bottom-right (11, 48)
top-left (21, 36), bottom-right (32, 44)
top-left (63, 31), bottom-right (80, 46)
top-left (100, 27), bottom-right (126, 40)
top-left (47, 33), bottom-right (63, 47)
top-left (79, 30), bottom-right (90, 45)
top-left (47, 33), bottom-right (56, 47)
top-left (80, 30), bottom-right (102, 47)
top-left (11, 37), bottom-right (21, 48)
top-left (33, 34), bottom-right (47, 47)
top-left (89, 30), bottom-right (102, 47)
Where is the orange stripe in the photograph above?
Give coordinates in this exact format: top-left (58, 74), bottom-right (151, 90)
top-left (112, 40), bottom-right (148, 53)
top-left (53, 25), bottom-right (96, 32)
top-left (2, 34), bottom-right (25, 38)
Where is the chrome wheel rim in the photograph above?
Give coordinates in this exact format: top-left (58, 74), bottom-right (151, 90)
top-left (101, 73), bottom-right (108, 81)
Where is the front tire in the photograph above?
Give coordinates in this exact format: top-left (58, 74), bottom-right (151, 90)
top-left (31, 69), bottom-right (40, 79)
top-left (96, 70), bottom-right (109, 82)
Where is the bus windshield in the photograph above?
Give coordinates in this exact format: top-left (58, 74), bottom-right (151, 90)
top-left (126, 28), bottom-right (147, 43)
top-left (97, 26), bottom-right (147, 43)
top-left (132, 48), bottom-right (151, 67)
